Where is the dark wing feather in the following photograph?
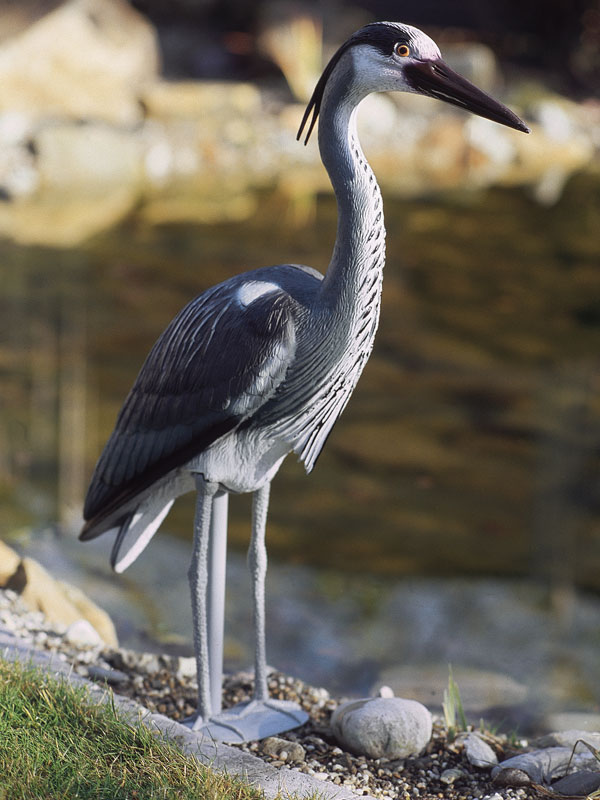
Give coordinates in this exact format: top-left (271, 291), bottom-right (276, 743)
top-left (82, 279), bottom-right (297, 534)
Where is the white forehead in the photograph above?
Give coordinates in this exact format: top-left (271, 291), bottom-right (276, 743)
top-left (342, 22), bottom-right (443, 98)
top-left (394, 22), bottom-right (441, 60)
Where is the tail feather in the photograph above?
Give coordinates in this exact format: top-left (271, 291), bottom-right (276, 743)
top-left (110, 499), bottom-right (175, 573)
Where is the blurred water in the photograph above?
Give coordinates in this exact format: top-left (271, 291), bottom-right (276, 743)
top-left (2, 176), bottom-right (600, 722)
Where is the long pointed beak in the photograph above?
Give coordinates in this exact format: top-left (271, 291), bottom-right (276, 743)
top-left (405, 58), bottom-right (529, 133)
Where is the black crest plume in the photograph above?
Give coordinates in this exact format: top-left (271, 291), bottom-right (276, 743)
top-left (296, 37), bottom-right (354, 145)
top-left (297, 23), bottom-right (405, 145)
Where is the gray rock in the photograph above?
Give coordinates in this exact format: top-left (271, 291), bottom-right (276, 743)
top-left (462, 732), bottom-right (498, 769)
top-left (551, 771), bottom-right (600, 796)
top-left (491, 747), bottom-right (600, 784)
top-left (261, 736), bottom-right (306, 763)
top-left (492, 768), bottom-right (532, 787)
top-left (440, 768), bottom-right (466, 785)
top-left (87, 664), bottom-right (129, 685)
top-left (331, 697), bottom-right (432, 760)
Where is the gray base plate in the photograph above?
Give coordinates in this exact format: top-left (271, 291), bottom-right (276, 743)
top-left (184, 698), bottom-right (309, 743)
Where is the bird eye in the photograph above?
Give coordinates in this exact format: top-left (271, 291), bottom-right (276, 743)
top-left (394, 43), bottom-right (411, 58)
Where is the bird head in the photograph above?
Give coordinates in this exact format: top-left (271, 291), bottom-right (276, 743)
top-left (298, 21), bottom-right (529, 144)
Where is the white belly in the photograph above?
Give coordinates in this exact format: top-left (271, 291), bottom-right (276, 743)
top-left (185, 425), bottom-right (290, 494)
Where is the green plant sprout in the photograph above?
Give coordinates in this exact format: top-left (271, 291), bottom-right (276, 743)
top-left (442, 665), bottom-right (468, 740)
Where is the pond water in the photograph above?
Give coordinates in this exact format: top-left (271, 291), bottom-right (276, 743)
top-left (2, 174), bottom-right (600, 728)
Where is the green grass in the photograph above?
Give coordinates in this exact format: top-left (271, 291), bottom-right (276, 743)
top-left (0, 656), bottom-right (269, 800)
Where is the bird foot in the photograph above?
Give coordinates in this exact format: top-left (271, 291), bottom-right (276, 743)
top-left (183, 698), bottom-right (308, 743)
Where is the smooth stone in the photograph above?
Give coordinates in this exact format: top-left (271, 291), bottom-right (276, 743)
top-left (491, 747), bottom-right (600, 784)
top-left (262, 736), bottom-right (306, 763)
top-left (551, 771), bottom-right (600, 796)
top-left (65, 619), bottom-right (102, 648)
top-left (440, 768), bottom-right (466, 785)
top-left (492, 768), bottom-right (532, 787)
top-left (462, 732), bottom-right (498, 769)
top-left (87, 664), bottom-right (129, 685)
top-left (331, 696), bottom-right (432, 760)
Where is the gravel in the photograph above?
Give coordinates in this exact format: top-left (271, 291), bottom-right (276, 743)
top-left (0, 588), bottom-right (549, 800)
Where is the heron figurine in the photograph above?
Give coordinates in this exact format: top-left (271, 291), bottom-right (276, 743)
top-left (80, 21), bottom-right (529, 742)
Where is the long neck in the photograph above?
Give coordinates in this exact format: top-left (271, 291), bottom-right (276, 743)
top-left (317, 82), bottom-right (386, 314)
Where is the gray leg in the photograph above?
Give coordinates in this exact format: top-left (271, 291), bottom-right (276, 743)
top-left (185, 478), bottom-right (308, 742)
top-left (207, 490), bottom-right (229, 714)
top-left (187, 477), bottom-right (219, 727)
top-left (249, 482), bottom-right (270, 702)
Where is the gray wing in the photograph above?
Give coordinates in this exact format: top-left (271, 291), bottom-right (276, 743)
top-left (81, 277), bottom-right (297, 534)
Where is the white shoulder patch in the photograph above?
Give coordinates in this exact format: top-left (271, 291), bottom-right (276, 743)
top-left (237, 280), bottom-right (280, 308)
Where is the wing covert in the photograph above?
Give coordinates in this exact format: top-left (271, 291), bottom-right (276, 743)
top-left (83, 280), bottom-right (297, 527)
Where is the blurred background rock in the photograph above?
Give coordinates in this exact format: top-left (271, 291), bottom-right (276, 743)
top-left (0, 0), bottom-right (596, 244)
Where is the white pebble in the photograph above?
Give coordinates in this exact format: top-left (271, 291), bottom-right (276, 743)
top-left (176, 656), bottom-right (196, 679)
top-left (64, 619), bottom-right (102, 648)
